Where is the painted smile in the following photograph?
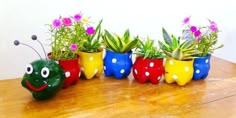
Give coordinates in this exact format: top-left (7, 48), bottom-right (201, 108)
top-left (26, 80), bottom-right (48, 92)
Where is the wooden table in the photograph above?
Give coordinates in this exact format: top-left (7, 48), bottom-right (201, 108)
top-left (1, 57), bottom-right (236, 118)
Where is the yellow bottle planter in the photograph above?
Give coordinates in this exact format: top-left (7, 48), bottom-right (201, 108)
top-left (164, 58), bottom-right (194, 86)
top-left (77, 49), bottom-right (104, 79)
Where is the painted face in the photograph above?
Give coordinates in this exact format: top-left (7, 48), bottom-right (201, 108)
top-left (21, 60), bottom-right (65, 100)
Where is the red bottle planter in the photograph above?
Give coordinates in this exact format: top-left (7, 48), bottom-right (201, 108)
top-left (133, 56), bottom-right (164, 84)
top-left (58, 57), bottom-right (80, 88)
top-left (48, 53), bottom-right (80, 88)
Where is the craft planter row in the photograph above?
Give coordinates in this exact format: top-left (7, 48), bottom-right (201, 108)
top-left (77, 50), bottom-right (104, 79)
top-left (133, 57), bottom-right (164, 84)
top-left (104, 50), bottom-right (133, 79)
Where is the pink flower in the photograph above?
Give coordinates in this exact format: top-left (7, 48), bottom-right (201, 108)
top-left (62, 17), bottom-right (72, 26)
top-left (194, 30), bottom-right (201, 37)
top-left (74, 14), bottom-right (82, 21)
top-left (70, 44), bottom-right (77, 51)
top-left (52, 19), bottom-right (61, 28)
top-left (210, 21), bottom-right (218, 31)
top-left (190, 26), bottom-right (197, 32)
top-left (183, 16), bottom-right (190, 24)
top-left (86, 27), bottom-right (95, 35)
top-left (197, 37), bottom-right (202, 42)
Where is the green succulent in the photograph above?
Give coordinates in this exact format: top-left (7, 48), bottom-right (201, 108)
top-left (158, 28), bottom-right (199, 61)
top-left (135, 37), bottom-right (165, 59)
top-left (102, 29), bottom-right (139, 53)
top-left (80, 20), bottom-right (103, 53)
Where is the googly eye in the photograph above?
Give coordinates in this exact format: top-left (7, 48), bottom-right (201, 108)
top-left (25, 64), bottom-right (33, 74)
top-left (41, 67), bottom-right (50, 78)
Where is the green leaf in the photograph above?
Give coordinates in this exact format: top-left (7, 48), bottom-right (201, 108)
top-left (123, 29), bottom-right (130, 43)
top-left (162, 27), bottom-right (172, 46)
top-left (122, 38), bottom-right (139, 53)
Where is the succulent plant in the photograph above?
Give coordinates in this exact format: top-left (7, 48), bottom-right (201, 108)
top-left (158, 28), bottom-right (199, 60)
top-left (79, 20), bottom-right (103, 53)
top-left (135, 37), bottom-right (165, 59)
top-left (102, 29), bottom-right (139, 53)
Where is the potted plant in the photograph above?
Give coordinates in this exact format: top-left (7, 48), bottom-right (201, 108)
top-left (133, 37), bottom-right (165, 84)
top-left (158, 28), bottom-right (199, 86)
top-left (182, 17), bottom-right (223, 80)
top-left (76, 19), bottom-right (104, 79)
top-left (47, 13), bottom-right (86, 88)
top-left (102, 29), bottom-right (139, 79)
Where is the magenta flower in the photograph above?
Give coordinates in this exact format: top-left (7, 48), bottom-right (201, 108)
top-left (70, 44), bottom-right (77, 51)
top-left (86, 27), bottom-right (95, 35)
top-left (183, 16), bottom-right (190, 24)
top-left (190, 26), bottom-right (197, 32)
top-left (52, 19), bottom-right (61, 28)
top-left (210, 21), bottom-right (218, 31)
top-left (74, 14), bottom-right (82, 21)
top-left (62, 17), bottom-right (72, 26)
top-left (194, 30), bottom-right (201, 37)
top-left (197, 37), bottom-right (202, 42)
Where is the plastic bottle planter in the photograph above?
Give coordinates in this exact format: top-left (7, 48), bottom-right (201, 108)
top-left (193, 54), bottom-right (211, 80)
top-left (164, 58), bottom-right (194, 86)
top-left (21, 60), bottom-right (65, 100)
top-left (58, 57), bottom-right (80, 88)
top-left (133, 56), bottom-right (164, 84)
top-left (104, 50), bottom-right (133, 79)
top-left (77, 50), bottom-right (104, 79)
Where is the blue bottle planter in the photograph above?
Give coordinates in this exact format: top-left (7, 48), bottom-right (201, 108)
top-left (104, 50), bottom-right (133, 79)
top-left (193, 54), bottom-right (211, 80)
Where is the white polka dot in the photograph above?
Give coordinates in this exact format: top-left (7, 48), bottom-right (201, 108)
top-left (145, 72), bottom-right (150, 76)
top-left (120, 69), bottom-right (125, 74)
top-left (104, 66), bottom-right (106, 70)
top-left (150, 62), bottom-right (154, 67)
top-left (157, 76), bottom-right (161, 80)
top-left (89, 56), bottom-right (94, 61)
top-left (94, 69), bottom-right (98, 74)
top-left (173, 75), bottom-right (178, 80)
top-left (65, 71), bottom-right (70, 77)
top-left (134, 69), bottom-right (138, 74)
top-left (196, 69), bottom-right (200, 74)
top-left (112, 58), bottom-right (117, 63)
top-left (205, 59), bottom-right (209, 63)
top-left (129, 55), bottom-right (132, 59)
top-left (169, 60), bottom-right (174, 65)
top-left (185, 67), bottom-right (189, 71)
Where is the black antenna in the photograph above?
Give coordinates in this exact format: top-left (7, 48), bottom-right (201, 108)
top-left (31, 35), bottom-right (47, 60)
top-left (14, 40), bottom-right (43, 60)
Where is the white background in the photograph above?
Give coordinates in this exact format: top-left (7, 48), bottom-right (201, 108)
top-left (0, 0), bottom-right (236, 79)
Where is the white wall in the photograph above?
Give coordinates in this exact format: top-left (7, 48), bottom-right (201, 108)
top-left (1, 0), bottom-right (236, 79)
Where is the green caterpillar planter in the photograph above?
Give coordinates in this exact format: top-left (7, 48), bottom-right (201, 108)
top-left (14, 35), bottom-right (65, 100)
top-left (22, 60), bottom-right (65, 100)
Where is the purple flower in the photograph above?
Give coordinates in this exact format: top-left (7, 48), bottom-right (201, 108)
top-left (194, 30), bottom-right (201, 37)
top-left (62, 17), bottom-right (72, 26)
top-left (70, 44), bottom-right (77, 51)
top-left (74, 14), bottom-right (82, 21)
top-left (183, 16), bottom-right (190, 24)
top-left (190, 26), bottom-right (197, 32)
top-left (52, 19), bottom-right (61, 28)
top-left (210, 21), bottom-right (218, 31)
top-left (86, 27), bottom-right (95, 35)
